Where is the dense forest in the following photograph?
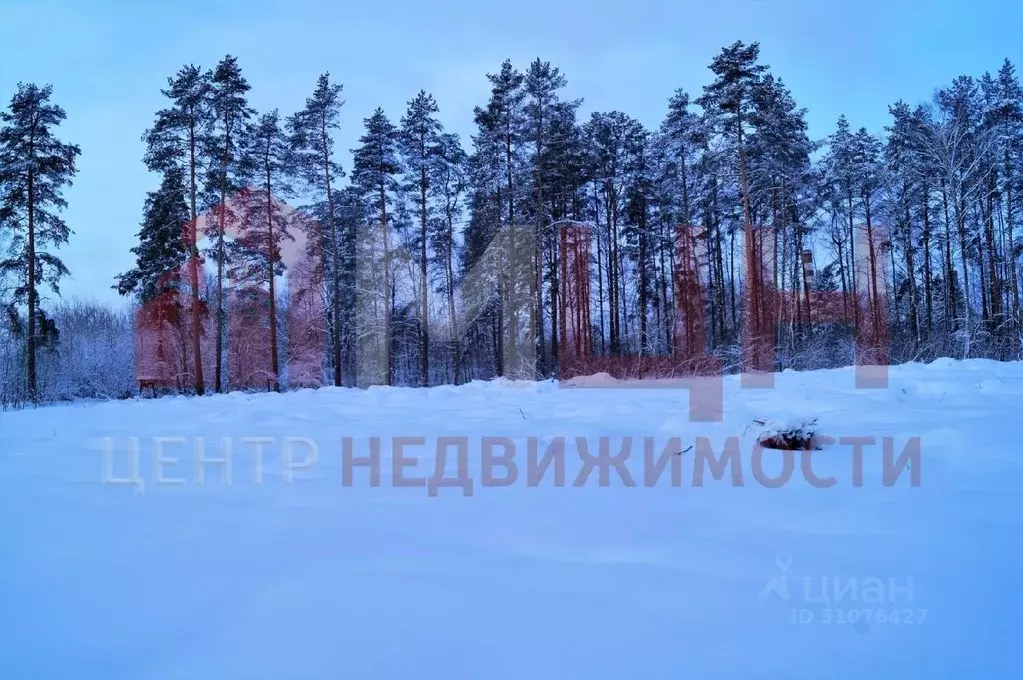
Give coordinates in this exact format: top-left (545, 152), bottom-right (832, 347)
top-left (3, 40), bottom-right (1023, 406)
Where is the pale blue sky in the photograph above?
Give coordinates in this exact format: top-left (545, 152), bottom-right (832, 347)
top-left (2, 0), bottom-right (1021, 305)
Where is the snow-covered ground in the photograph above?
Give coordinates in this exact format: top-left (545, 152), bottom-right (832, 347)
top-left (1, 359), bottom-right (1019, 679)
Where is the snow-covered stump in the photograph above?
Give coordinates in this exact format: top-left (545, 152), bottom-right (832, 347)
top-left (752, 416), bottom-right (820, 451)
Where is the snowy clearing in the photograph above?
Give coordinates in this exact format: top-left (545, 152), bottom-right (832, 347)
top-left (0, 359), bottom-right (1020, 679)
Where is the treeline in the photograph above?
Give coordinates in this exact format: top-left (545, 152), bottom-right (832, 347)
top-left (3, 41), bottom-right (1023, 404)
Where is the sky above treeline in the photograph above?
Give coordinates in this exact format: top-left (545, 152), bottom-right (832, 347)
top-left (2, 0), bottom-right (1022, 305)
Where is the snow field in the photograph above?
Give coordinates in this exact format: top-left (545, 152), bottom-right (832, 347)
top-left (0, 359), bottom-right (1020, 678)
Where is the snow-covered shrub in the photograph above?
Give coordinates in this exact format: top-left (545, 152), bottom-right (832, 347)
top-left (38, 299), bottom-right (136, 401)
top-left (753, 417), bottom-right (820, 450)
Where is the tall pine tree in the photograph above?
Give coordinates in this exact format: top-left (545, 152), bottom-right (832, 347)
top-left (698, 41), bottom-right (769, 366)
top-left (352, 108), bottom-right (400, 385)
top-left (143, 64), bottom-right (212, 394)
top-left (431, 132), bottom-right (467, 383)
top-left (0, 83), bottom-right (80, 401)
top-left (233, 110), bottom-right (296, 390)
top-left (204, 55), bottom-right (254, 392)
top-left (525, 59), bottom-right (569, 377)
top-left (290, 73), bottom-right (345, 386)
top-left (473, 61), bottom-right (527, 376)
top-left (399, 90), bottom-right (442, 386)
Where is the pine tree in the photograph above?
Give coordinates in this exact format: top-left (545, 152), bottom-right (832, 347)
top-left (542, 99), bottom-right (586, 369)
top-left (431, 132), bottom-right (468, 383)
top-left (851, 126), bottom-right (885, 338)
top-left (143, 64), bottom-right (212, 394)
top-left (351, 108), bottom-right (400, 385)
top-left (748, 75), bottom-right (814, 340)
top-left (473, 61), bottom-right (527, 376)
top-left (656, 89), bottom-right (706, 349)
top-left (820, 115), bottom-right (856, 323)
top-left (290, 73), bottom-right (345, 386)
top-left (461, 149), bottom-right (503, 378)
top-left (979, 60), bottom-right (1023, 336)
top-left (885, 100), bottom-right (923, 344)
top-left (205, 55), bottom-right (254, 392)
top-left (0, 83), bottom-right (81, 401)
top-left (115, 169), bottom-right (189, 302)
top-left (907, 104), bottom-right (938, 337)
top-left (232, 110), bottom-right (296, 390)
top-left (978, 72), bottom-right (1005, 331)
top-left (697, 41), bottom-right (769, 368)
top-left (660, 89), bottom-right (703, 228)
top-left (335, 185), bottom-right (364, 383)
top-left (525, 59), bottom-right (570, 377)
top-left (934, 76), bottom-right (987, 348)
top-left (399, 90), bottom-right (442, 386)
top-left (584, 111), bottom-right (645, 354)
top-left (993, 60), bottom-right (1023, 324)
top-left (622, 124), bottom-right (654, 352)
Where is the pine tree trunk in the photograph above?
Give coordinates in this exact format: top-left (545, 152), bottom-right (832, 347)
top-left (618, 209), bottom-right (629, 347)
top-left (505, 123), bottom-right (517, 377)
top-left (1005, 148), bottom-right (1020, 336)
top-left (26, 166), bottom-right (37, 402)
top-left (956, 190), bottom-right (971, 329)
top-left (715, 210), bottom-right (726, 343)
top-left (977, 206), bottom-right (989, 324)
top-left (659, 220), bottom-right (670, 352)
top-left (797, 214), bottom-right (811, 334)
top-left (922, 185), bottom-right (933, 333)
top-left (865, 194), bottom-right (882, 342)
top-left (534, 109), bottom-right (545, 378)
top-left (639, 207), bottom-right (648, 354)
top-left (941, 180), bottom-right (956, 327)
top-left (549, 213), bottom-right (561, 374)
top-left (984, 171), bottom-right (1002, 327)
top-left (446, 205), bottom-right (459, 384)
top-left (729, 227), bottom-right (737, 332)
top-left (496, 282), bottom-right (504, 376)
top-left (704, 208), bottom-right (717, 348)
top-left (322, 117), bottom-right (342, 387)
top-left (903, 195), bottom-right (919, 345)
top-left (419, 157), bottom-right (429, 386)
top-left (494, 189), bottom-right (504, 377)
top-left (216, 188), bottom-right (226, 393)
top-left (679, 150), bottom-right (691, 348)
top-left (594, 184), bottom-right (606, 354)
top-left (847, 189), bottom-right (858, 333)
top-left (835, 231), bottom-right (848, 320)
top-left (267, 171), bottom-right (279, 391)
top-left (890, 218), bottom-right (898, 328)
top-left (214, 120), bottom-right (233, 394)
top-left (381, 183), bottom-right (391, 386)
top-left (188, 118), bottom-right (205, 395)
top-left (609, 182), bottom-right (621, 354)
top-left (737, 112), bottom-right (764, 371)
